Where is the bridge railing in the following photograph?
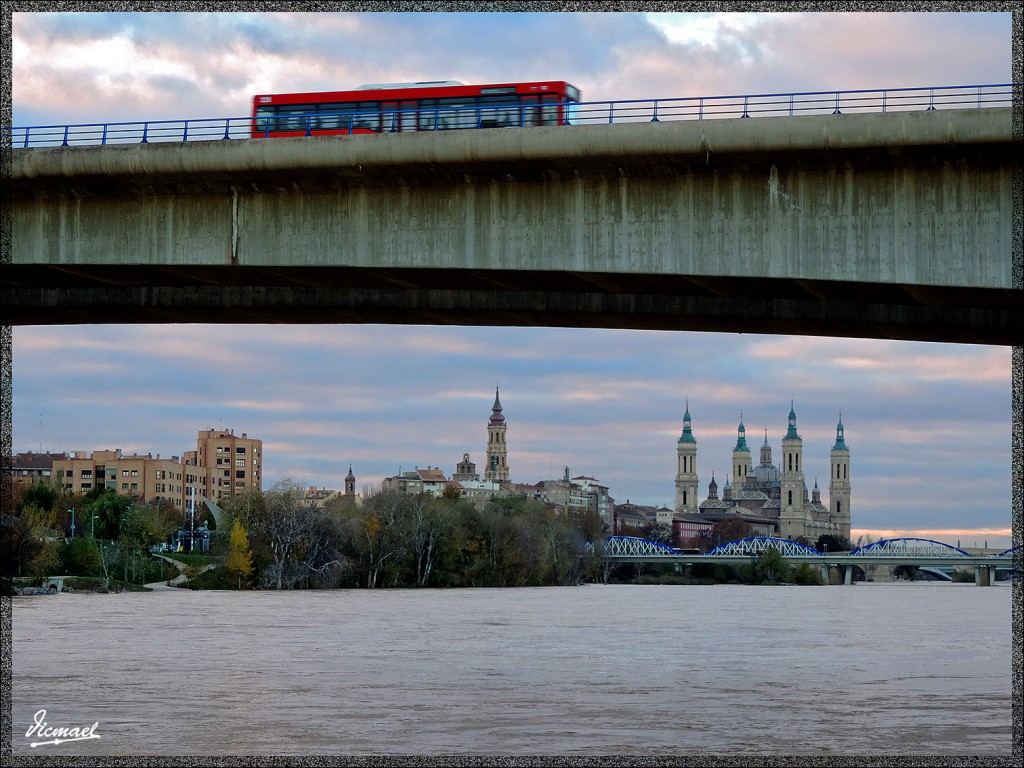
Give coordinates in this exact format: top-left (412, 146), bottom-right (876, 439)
top-left (4, 82), bottom-right (1016, 150)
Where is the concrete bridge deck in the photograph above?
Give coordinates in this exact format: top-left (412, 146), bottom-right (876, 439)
top-left (5, 107), bottom-right (1019, 343)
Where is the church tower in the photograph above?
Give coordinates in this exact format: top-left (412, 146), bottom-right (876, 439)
top-left (779, 402), bottom-right (805, 540)
top-left (731, 417), bottom-right (751, 491)
top-left (344, 465), bottom-right (356, 498)
top-left (829, 414), bottom-right (852, 541)
top-left (675, 402), bottom-right (699, 514)
top-left (485, 387), bottom-right (509, 483)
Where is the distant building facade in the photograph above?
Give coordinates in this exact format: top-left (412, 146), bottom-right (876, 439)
top-left (184, 428), bottom-right (263, 503)
top-left (11, 451), bottom-right (67, 491)
top-left (48, 427), bottom-right (262, 510)
top-left (675, 404), bottom-right (851, 543)
top-left (51, 449), bottom-right (198, 510)
top-left (380, 389), bottom-right (615, 524)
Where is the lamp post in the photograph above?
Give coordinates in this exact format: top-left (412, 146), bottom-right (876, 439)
top-left (91, 514), bottom-right (98, 538)
top-left (68, 508), bottom-right (75, 539)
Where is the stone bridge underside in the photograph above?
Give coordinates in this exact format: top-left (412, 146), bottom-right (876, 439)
top-left (5, 108), bottom-right (1019, 344)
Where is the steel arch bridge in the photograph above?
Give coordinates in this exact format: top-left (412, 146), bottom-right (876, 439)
top-left (847, 537), bottom-right (971, 557)
top-left (602, 536), bottom-right (684, 558)
top-left (705, 536), bottom-right (822, 557)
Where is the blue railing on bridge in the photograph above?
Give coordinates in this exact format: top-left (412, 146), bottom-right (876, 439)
top-left (3, 82), bottom-right (1017, 150)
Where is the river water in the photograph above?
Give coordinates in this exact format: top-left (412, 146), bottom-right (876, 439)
top-left (8, 582), bottom-right (1014, 757)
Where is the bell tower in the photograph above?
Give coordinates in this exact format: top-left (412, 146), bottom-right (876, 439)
top-left (779, 402), bottom-right (805, 540)
top-left (485, 387), bottom-right (509, 483)
top-left (675, 402), bottom-right (699, 514)
top-left (829, 414), bottom-right (852, 541)
top-left (732, 416), bottom-right (751, 491)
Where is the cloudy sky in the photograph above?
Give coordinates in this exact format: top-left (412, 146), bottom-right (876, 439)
top-left (8, 7), bottom-right (1017, 549)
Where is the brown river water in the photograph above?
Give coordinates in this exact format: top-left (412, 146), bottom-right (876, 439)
top-left (8, 581), bottom-right (1014, 756)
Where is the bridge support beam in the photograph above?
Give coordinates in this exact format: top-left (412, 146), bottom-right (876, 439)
top-left (820, 565), bottom-right (830, 585)
top-left (844, 566), bottom-right (854, 586)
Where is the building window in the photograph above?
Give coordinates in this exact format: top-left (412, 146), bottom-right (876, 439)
top-left (81, 470), bottom-right (92, 478)
top-left (131, 483), bottom-right (138, 491)
top-left (236, 459), bottom-right (245, 467)
top-left (788, 490), bottom-right (793, 505)
top-left (122, 469), bottom-right (129, 477)
top-left (131, 470), bottom-right (138, 477)
top-left (236, 470), bottom-right (245, 479)
top-left (122, 483), bottom-right (129, 490)
top-left (81, 483), bottom-right (91, 490)
top-left (236, 447), bottom-right (246, 454)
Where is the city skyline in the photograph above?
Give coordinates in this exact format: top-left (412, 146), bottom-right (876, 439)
top-left (7, 9), bottom-right (1018, 550)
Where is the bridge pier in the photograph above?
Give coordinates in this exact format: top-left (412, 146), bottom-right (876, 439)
top-left (844, 565), bottom-right (854, 586)
top-left (974, 564), bottom-right (994, 586)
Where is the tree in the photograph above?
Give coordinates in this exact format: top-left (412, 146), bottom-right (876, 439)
top-left (225, 519), bottom-right (254, 589)
top-left (85, 489), bottom-right (135, 541)
top-left (815, 534), bottom-right (852, 553)
top-left (3, 504), bottom-right (60, 581)
top-left (710, 518), bottom-right (754, 548)
top-left (751, 548), bottom-right (789, 584)
top-left (234, 479), bottom-right (344, 589)
top-left (17, 483), bottom-right (57, 515)
top-left (640, 521), bottom-right (673, 546)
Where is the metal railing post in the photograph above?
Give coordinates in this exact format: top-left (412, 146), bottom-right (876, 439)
top-left (141, 122), bottom-right (149, 143)
top-left (62, 126), bottom-right (69, 146)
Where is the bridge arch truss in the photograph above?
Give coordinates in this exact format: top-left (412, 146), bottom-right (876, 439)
top-left (602, 536), bottom-right (683, 558)
top-left (705, 536), bottom-right (822, 557)
top-left (848, 537), bottom-right (970, 558)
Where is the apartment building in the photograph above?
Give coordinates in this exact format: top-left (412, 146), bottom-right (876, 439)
top-left (51, 449), bottom-right (197, 510)
top-left (11, 451), bottom-right (67, 491)
top-left (184, 429), bottom-right (263, 503)
top-left (46, 428), bottom-right (262, 509)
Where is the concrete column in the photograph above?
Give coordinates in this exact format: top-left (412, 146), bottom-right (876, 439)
top-left (844, 565), bottom-right (853, 585)
top-left (820, 564), bottom-right (830, 585)
top-left (974, 564), bottom-right (992, 586)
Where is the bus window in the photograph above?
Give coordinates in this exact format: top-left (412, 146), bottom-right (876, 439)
top-left (478, 94), bottom-right (519, 128)
top-left (438, 97), bottom-right (477, 130)
top-left (417, 99), bottom-right (439, 130)
top-left (381, 100), bottom-right (419, 132)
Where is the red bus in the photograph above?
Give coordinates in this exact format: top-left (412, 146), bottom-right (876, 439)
top-left (251, 79), bottom-right (581, 138)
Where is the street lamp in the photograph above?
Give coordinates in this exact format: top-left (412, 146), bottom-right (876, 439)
top-left (68, 508), bottom-right (75, 539)
top-left (91, 514), bottom-right (99, 538)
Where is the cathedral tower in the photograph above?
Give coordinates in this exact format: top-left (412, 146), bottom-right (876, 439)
top-left (779, 402), bottom-right (805, 540)
top-left (485, 388), bottom-right (509, 483)
top-left (732, 417), bottom-right (751, 491)
top-left (829, 414), bottom-right (852, 541)
top-left (675, 403), bottom-right (699, 514)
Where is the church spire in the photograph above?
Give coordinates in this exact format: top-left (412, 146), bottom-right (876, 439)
top-left (734, 415), bottom-right (749, 452)
top-left (489, 387), bottom-right (505, 426)
top-left (785, 400), bottom-right (800, 439)
top-left (833, 412), bottom-right (847, 450)
top-left (679, 400), bottom-right (696, 443)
